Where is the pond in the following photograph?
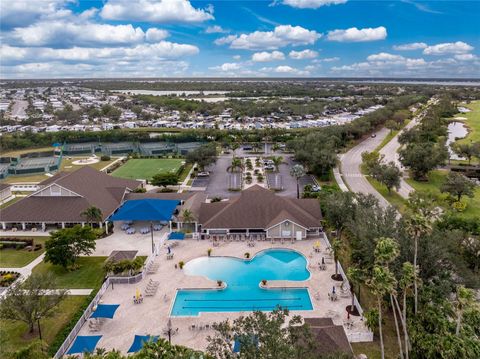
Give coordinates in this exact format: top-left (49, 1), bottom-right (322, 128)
top-left (447, 122), bottom-right (468, 160)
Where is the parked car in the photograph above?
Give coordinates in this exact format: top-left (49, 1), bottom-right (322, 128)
top-left (311, 185), bottom-right (321, 192)
top-left (371, 133), bottom-right (377, 138)
top-left (197, 171), bottom-right (210, 177)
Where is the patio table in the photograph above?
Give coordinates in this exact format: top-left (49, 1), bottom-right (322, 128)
top-left (126, 228), bottom-right (136, 235)
top-left (153, 224), bottom-right (163, 231)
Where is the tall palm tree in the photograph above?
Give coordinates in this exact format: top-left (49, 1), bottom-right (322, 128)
top-left (454, 286), bottom-right (475, 336)
top-left (405, 213), bottom-right (432, 315)
top-left (81, 206), bottom-right (103, 228)
top-left (397, 261), bottom-right (415, 359)
top-left (346, 266), bottom-right (364, 313)
top-left (181, 209), bottom-right (195, 230)
top-left (231, 142), bottom-right (239, 158)
top-left (227, 157), bottom-right (243, 173)
top-left (271, 156), bottom-right (283, 172)
top-left (290, 164), bottom-right (305, 199)
top-left (367, 265), bottom-right (397, 359)
top-left (330, 239), bottom-right (343, 280)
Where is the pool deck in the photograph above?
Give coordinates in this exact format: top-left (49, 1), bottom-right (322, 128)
top-left (76, 238), bottom-right (371, 353)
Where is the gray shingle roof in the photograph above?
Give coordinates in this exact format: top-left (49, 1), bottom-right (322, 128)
top-left (199, 185), bottom-right (322, 230)
top-left (0, 167), bottom-right (141, 222)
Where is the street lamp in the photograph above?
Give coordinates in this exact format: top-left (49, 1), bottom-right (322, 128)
top-left (163, 318), bottom-right (178, 344)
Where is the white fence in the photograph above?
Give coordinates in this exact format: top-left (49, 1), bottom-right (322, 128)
top-left (53, 251), bottom-right (157, 359)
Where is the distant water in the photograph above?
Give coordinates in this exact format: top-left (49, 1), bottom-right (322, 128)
top-left (347, 79), bottom-right (480, 87)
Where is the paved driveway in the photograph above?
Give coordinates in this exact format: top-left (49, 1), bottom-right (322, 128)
top-left (205, 155), bottom-right (242, 198)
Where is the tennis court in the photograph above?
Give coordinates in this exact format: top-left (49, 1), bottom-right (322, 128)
top-left (111, 159), bottom-right (184, 180)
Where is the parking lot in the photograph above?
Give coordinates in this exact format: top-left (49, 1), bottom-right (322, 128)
top-left (190, 154), bottom-right (316, 199)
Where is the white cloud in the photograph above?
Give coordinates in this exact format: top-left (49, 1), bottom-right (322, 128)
top-left (145, 28), bottom-right (169, 42)
top-left (1, 42), bottom-right (199, 64)
top-left (367, 52), bottom-right (404, 61)
top-left (100, 0), bottom-right (214, 23)
top-left (454, 53), bottom-right (477, 61)
top-left (423, 41), bottom-right (474, 55)
top-left (393, 42), bottom-right (427, 51)
top-left (282, 0), bottom-right (347, 8)
top-left (12, 21), bottom-right (148, 47)
top-left (233, 55), bottom-right (241, 60)
top-left (205, 25), bottom-right (228, 34)
top-left (252, 51), bottom-right (285, 62)
top-left (217, 25), bottom-right (320, 50)
top-left (289, 49), bottom-right (318, 59)
top-left (214, 35), bottom-right (237, 46)
top-left (0, 0), bottom-right (70, 28)
top-left (327, 26), bottom-right (387, 42)
top-left (209, 62), bottom-right (242, 72)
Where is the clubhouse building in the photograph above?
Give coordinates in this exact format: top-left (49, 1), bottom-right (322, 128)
top-left (1, 168), bottom-right (322, 239)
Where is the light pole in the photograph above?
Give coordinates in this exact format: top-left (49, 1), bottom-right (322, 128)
top-left (163, 318), bottom-right (178, 344)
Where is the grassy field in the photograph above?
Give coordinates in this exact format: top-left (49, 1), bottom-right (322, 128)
top-left (0, 296), bottom-right (86, 358)
top-left (32, 256), bottom-right (107, 289)
top-left (367, 177), bottom-right (407, 213)
top-left (456, 100), bottom-right (480, 144)
top-left (111, 158), bottom-right (184, 180)
top-left (0, 237), bottom-right (48, 267)
top-left (406, 170), bottom-right (480, 219)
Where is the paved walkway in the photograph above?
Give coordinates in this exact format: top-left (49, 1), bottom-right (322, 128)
top-left (0, 253), bottom-right (45, 277)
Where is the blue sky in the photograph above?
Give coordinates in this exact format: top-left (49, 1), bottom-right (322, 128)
top-left (1, 0), bottom-right (479, 78)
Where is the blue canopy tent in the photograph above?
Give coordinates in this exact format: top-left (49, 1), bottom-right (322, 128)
top-left (127, 335), bottom-right (160, 353)
top-left (109, 199), bottom-right (180, 222)
top-left (90, 304), bottom-right (120, 319)
top-left (67, 335), bottom-right (102, 355)
top-left (168, 232), bottom-right (185, 240)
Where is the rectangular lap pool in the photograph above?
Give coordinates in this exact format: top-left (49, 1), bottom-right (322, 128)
top-left (171, 249), bottom-right (313, 316)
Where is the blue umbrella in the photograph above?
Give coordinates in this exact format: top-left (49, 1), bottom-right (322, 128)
top-left (67, 335), bottom-right (102, 354)
top-left (90, 304), bottom-right (120, 319)
top-left (128, 335), bottom-right (159, 353)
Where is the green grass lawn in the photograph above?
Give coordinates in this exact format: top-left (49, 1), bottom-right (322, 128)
top-left (178, 163), bottom-right (193, 183)
top-left (367, 177), bottom-right (407, 213)
top-left (456, 100), bottom-right (480, 144)
top-left (31, 256), bottom-right (107, 289)
top-left (406, 170), bottom-right (480, 219)
top-left (0, 296), bottom-right (86, 357)
top-left (0, 237), bottom-right (48, 268)
top-left (60, 156), bottom-right (118, 172)
top-left (111, 158), bottom-right (184, 180)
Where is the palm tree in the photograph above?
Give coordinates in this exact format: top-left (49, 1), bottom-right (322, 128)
top-left (373, 237), bottom-right (402, 359)
top-left (181, 209), bottom-right (195, 230)
top-left (231, 142), bottom-right (239, 157)
top-left (271, 156), bottom-right (283, 172)
top-left (405, 213), bottom-right (432, 315)
top-left (81, 206), bottom-right (103, 228)
top-left (454, 286), bottom-right (475, 336)
top-left (290, 164), bottom-right (305, 199)
top-left (397, 261), bottom-right (415, 359)
top-left (330, 239), bottom-right (343, 280)
top-left (346, 266), bottom-right (364, 313)
top-left (367, 265), bottom-right (397, 359)
top-left (227, 158), bottom-right (243, 173)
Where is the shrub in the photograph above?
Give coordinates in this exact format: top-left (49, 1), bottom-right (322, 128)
top-left (244, 252), bottom-right (250, 259)
top-left (207, 248), bottom-right (212, 256)
top-left (100, 155), bottom-right (111, 161)
top-left (217, 280), bottom-right (223, 287)
top-left (179, 261), bottom-right (185, 269)
top-left (210, 196), bottom-right (222, 203)
top-left (261, 279), bottom-right (267, 286)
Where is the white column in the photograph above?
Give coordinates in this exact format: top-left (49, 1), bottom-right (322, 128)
top-left (105, 222), bottom-right (109, 234)
top-left (169, 221), bottom-right (172, 232)
top-left (1, 222), bottom-right (6, 230)
top-left (61, 222), bottom-right (65, 229)
top-left (194, 222), bottom-right (198, 233)
top-left (81, 222), bottom-right (85, 228)
top-left (99, 222), bottom-right (103, 228)
top-left (42, 222), bottom-right (46, 231)
top-left (22, 222), bottom-right (26, 231)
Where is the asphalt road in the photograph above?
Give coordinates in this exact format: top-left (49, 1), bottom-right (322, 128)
top-left (340, 128), bottom-right (391, 209)
top-left (379, 117), bottom-right (421, 199)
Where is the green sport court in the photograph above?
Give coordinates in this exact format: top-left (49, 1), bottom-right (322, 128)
top-left (111, 159), bottom-right (184, 180)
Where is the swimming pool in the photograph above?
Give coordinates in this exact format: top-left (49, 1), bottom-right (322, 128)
top-left (170, 249), bottom-right (313, 316)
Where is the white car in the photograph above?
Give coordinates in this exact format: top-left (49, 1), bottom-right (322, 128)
top-left (197, 171), bottom-right (210, 177)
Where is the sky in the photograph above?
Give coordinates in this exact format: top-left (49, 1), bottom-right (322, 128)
top-left (1, 0), bottom-right (479, 79)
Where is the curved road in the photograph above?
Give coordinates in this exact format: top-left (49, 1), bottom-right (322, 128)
top-left (340, 128), bottom-right (391, 209)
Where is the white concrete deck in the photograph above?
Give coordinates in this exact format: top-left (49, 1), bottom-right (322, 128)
top-left (76, 238), bottom-right (370, 353)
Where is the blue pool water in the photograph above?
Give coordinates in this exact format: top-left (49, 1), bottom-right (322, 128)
top-left (171, 249), bottom-right (313, 316)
